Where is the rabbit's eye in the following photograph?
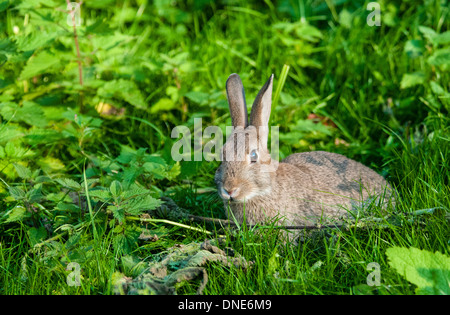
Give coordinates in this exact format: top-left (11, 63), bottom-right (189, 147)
top-left (250, 149), bottom-right (258, 163)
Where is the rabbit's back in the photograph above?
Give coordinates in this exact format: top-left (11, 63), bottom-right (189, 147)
top-left (280, 151), bottom-right (392, 208)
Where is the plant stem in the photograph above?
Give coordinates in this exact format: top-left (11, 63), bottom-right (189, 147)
top-left (65, 0), bottom-right (84, 112)
top-left (126, 216), bottom-right (215, 235)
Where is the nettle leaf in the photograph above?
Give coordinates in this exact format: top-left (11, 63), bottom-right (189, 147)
top-left (19, 51), bottom-right (61, 80)
top-left (27, 187), bottom-right (42, 203)
top-left (0, 1), bottom-right (10, 12)
top-left (433, 31), bottom-right (450, 45)
top-left (55, 202), bottom-right (80, 212)
top-left (55, 178), bottom-right (82, 191)
top-left (143, 162), bottom-right (167, 179)
top-left (9, 186), bottom-right (26, 200)
top-left (88, 189), bottom-right (111, 202)
top-left (427, 48), bottom-right (450, 66)
top-left (150, 97), bottom-right (176, 113)
top-left (36, 156), bottom-right (65, 173)
top-left (125, 195), bottom-right (162, 215)
top-left (386, 246), bottom-right (450, 295)
top-left (122, 165), bottom-right (143, 186)
top-left (109, 205), bottom-right (125, 223)
top-left (25, 129), bottom-right (66, 146)
top-left (116, 150), bottom-right (134, 164)
top-left (13, 163), bottom-right (32, 179)
top-left (430, 81), bottom-right (447, 96)
top-left (28, 226), bottom-right (47, 246)
top-left (404, 40), bottom-right (425, 59)
top-left (418, 25), bottom-right (438, 42)
top-left (122, 184), bottom-right (151, 199)
top-left (97, 79), bottom-right (146, 109)
top-left (0, 125), bottom-right (25, 144)
top-left (400, 72), bottom-right (426, 89)
top-left (0, 101), bottom-right (48, 127)
top-left (15, 30), bottom-right (59, 52)
top-left (5, 205), bottom-right (27, 223)
top-left (184, 91), bottom-right (209, 106)
top-left (295, 23), bottom-right (323, 42)
top-left (166, 163), bottom-right (181, 181)
top-left (4, 141), bottom-right (33, 159)
top-left (110, 180), bottom-right (123, 198)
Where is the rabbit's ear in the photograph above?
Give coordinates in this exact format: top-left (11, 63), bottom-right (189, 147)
top-left (226, 73), bottom-right (248, 128)
top-left (250, 74), bottom-right (274, 144)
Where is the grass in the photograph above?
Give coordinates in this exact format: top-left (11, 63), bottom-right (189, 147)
top-left (0, 0), bottom-right (449, 295)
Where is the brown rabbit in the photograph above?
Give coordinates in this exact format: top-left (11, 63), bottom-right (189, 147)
top-left (215, 73), bottom-right (394, 228)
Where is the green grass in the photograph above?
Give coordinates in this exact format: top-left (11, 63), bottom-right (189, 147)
top-left (1, 0), bottom-right (449, 295)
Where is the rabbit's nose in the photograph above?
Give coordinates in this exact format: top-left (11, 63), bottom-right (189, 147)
top-left (225, 187), bottom-right (239, 198)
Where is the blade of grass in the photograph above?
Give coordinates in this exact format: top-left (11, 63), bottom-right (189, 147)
top-left (83, 160), bottom-right (102, 279)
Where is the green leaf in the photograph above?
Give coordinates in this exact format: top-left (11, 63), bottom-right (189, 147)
top-left (125, 195), bottom-right (162, 215)
top-left (97, 79), bottom-right (146, 109)
top-left (0, 1), bottom-right (10, 12)
top-left (13, 163), bottom-right (32, 179)
top-left (430, 81), bottom-right (447, 96)
top-left (88, 189), bottom-right (111, 202)
top-left (110, 180), bottom-right (123, 198)
top-left (418, 25), bottom-right (437, 42)
top-left (143, 161), bottom-right (167, 179)
top-left (55, 202), bottom-right (80, 212)
top-left (121, 184), bottom-right (151, 199)
top-left (19, 51), bottom-right (60, 80)
top-left (36, 156), bottom-right (65, 173)
top-left (0, 101), bottom-right (48, 127)
top-left (5, 205), bottom-right (27, 223)
top-left (295, 23), bottom-right (323, 42)
top-left (433, 31), bottom-right (450, 45)
top-left (109, 205), bottom-right (125, 223)
top-left (400, 72), bottom-right (426, 89)
top-left (55, 178), bottom-right (81, 191)
top-left (25, 129), bottom-right (66, 146)
top-left (404, 40), bottom-right (425, 59)
top-left (0, 125), bottom-right (25, 145)
top-left (184, 91), bottom-right (209, 105)
top-left (15, 31), bottom-right (58, 52)
top-left (386, 246), bottom-right (450, 295)
top-left (27, 187), bottom-right (42, 203)
top-left (427, 48), bottom-right (450, 66)
top-left (166, 162), bottom-right (181, 181)
top-left (150, 97), bottom-right (176, 113)
top-left (338, 9), bottom-right (353, 29)
top-left (9, 186), bottom-right (26, 200)
top-left (28, 226), bottom-right (47, 246)
top-left (122, 165), bottom-right (143, 186)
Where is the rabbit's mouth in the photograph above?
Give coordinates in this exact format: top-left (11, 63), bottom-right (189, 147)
top-left (218, 185), bottom-right (248, 202)
top-left (219, 186), bottom-right (240, 201)
top-left (218, 185), bottom-right (266, 203)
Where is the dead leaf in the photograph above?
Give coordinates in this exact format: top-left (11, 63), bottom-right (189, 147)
top-left (112, 239), bottom-right (253, 295)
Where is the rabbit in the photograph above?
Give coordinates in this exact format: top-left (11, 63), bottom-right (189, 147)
top-left (214, 73), bottom-right (395, 229)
